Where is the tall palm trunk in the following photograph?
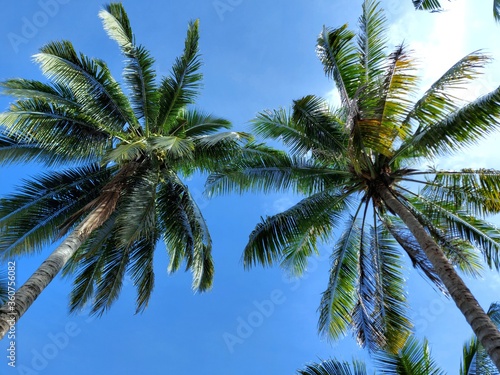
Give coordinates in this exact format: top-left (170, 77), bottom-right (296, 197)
top-left (378, 184), bottom-right (500, 370)
top-left (0, 198), bottom-right (117, 339)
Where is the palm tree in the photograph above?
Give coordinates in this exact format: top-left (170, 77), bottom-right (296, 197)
top-left (206, 0), bottom-right (500, 367)
top-left (0, 3), bottom-right (246, 338)
top-left (297, 337), bottom-right (445, 375)
top-left (413, 0), bottom-right (500, 22)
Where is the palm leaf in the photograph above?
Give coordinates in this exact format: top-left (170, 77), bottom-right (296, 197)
top-left (34, 40), bottom-right (136, 133)
top-left (99, 3), bottom-right (158, 131)
top-left (244, 190), bottom-right (349, 270)
top-left (156, 20), bottom-right (202, 132)
top-left (298, 359), bottom-right (367, 375)
top-left (374, 336), bottom-right (445, 375)
top-left (318, 215), bottom-right (361, 341)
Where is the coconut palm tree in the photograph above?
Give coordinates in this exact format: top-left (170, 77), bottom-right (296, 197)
top-left (206, 0), bottom-right (500, 367)
top-left (0, 3), bottom-right (246, 338)
top-left (413, 0), bottom-right (500, 22)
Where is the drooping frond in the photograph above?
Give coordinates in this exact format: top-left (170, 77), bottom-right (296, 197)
top-left (244, 190), bottom-right (350, 270)
top-left (495, 0), bottom-right (500, 22)
top-left (64, 213), bottom-right (118, 312)
top-left (156, 20), bottom-right (202, 132)
top-left (381, 215), bottom-right (447, 294)
top-left (0, 165), bottom-right (111, 258)
top-left (318, 214), bottom-right (361, 340)
top-left (406, 194), bottom-right (500, 271)
top-left (157, 175), bottom-right (213, 291)
top-left (418, 168), bottom-right (500, 216)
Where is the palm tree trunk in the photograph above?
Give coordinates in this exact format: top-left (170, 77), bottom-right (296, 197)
top-left (378, 185), bottom-right (500, 370)
top-left (0, 200), bottom-right (115, 339)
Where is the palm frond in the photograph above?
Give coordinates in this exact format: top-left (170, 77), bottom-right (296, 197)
top-left (419, 168), bottom-right (500, 216)
top-left (156, 20), bottom-right (202, 132)
top-left (374, 337), bottom-right (445, 375)
top-left (34, 40), bottom-right (136, 133)
top-left (0, 165), bottom-right (110, 258)
top-left (157, 175), bottom-right (213, 291)
top-left (318, 214), bottom-right (361, 340)
top-left (99, 3), bottom-right (158, 131)
top-left (357, 0), bottom-right (387, 85)
top-left (401, 79), bottom-right (500, 158)
top-left (316, 24), bottom-right (360, 106)
top-left (0, 99), bottom-right (114, 163)
top-left (244, 190), bottom-right (350, 270)
top-left (297, 359), bottom-right (367, 375)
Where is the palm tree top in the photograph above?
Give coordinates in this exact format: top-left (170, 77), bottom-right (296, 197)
top-left (0, 2), bottom-right (248, 316)
top-left (206, 0), bottom-right (500, 355)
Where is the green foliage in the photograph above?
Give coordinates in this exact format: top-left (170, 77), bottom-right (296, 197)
top-left (0, 3), bottom-right (241, 315)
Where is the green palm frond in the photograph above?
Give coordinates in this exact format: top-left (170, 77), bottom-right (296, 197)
top-left (357, 0), bottom-right (387, 85)
top-left (253, 100), bottom-right (347, 159)
top-left (374, 336), bottom-right (445, 375)
top-left (0, 133), bottom-right (73, 167)
top-left (495, 0), bottom-right (500, 21)
top-left (156, 20), bottom-right (202, 132)
top-left (33, 40), bottom-right (136, 133)
top-left (402, 83), bottom-right (500, 158)
top-left (0, 99), bottom-right (114, 162)
top-left (316, 24), bottom-right (360, 106)
top-left (406, 195), bottom-right (500, 271)
top-left (157, 176), bottom-right (213, 291)
top-left (418, 169), bottom-right (500, 216)
top-left (376, 44), bottom-right (419, 148)
top-left (181, 109), bottom-right (232, 137)
top-left (318, 215), bottom-right (360, 341)
top-left (369, 225), bottom-right (412, 353)
top-left (1, 78), bottom-right (77, 107)
top-left (244, 191), bottom-right (349, 270)
top-left (0, 165), bottom-right (110, 258)
top-left (115, 169), bottom-right (159, 247)
top-left (128, 235), bottom-right (157, 313)
top-left (297, 359), bottom-right (367, 375)
top-left (382, 216), bottom-right (447, 294)
top-left (206, 151), bottom-right (349, 196)
top-left (90, 240), bottom-right (130, 316)
top-left (149, 135), bottom-right (195, 160)
top-left (99, 3), bottom-right (158, 132)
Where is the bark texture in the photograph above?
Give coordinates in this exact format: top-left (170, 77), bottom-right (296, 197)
top-left (379, 185), bottom-right (500, 370)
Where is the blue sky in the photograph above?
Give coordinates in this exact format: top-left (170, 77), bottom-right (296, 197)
top-left (0, 0), bottom-right (500, 374)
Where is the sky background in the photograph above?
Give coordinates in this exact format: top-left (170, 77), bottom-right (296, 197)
top-left (0, 0), bottom-right (500, 374)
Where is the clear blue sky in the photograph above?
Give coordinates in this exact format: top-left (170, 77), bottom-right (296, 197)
top-left (0, 1), bottom-right (499, 374)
